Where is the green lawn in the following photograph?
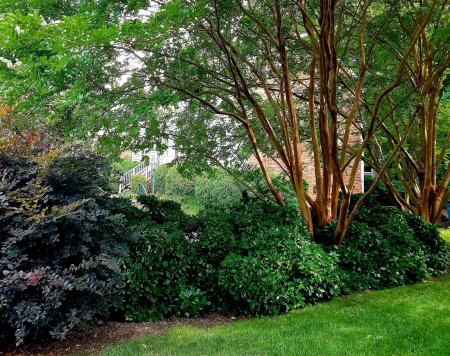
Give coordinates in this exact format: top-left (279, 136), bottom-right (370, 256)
top-left (112, 159), bottom-right (140, 173)
top-left (104, 275), bottom-right (450, 355)
top-left (103, 230), bottom-right (450, 355)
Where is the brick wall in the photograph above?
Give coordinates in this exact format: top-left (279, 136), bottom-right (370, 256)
top-left (249, 142), bottom-right (363, 200)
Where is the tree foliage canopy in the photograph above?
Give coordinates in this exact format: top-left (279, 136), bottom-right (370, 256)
top-left (0, 0), bottom-right (448, 240)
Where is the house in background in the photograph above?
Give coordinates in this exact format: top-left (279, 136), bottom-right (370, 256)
top-left (130, 137), bottom-right (178, 165)
top-left (248, 126), bottom-right (365, 199)
top-left (118, 134), bottom-right (178, 193)
top-left (249, 148), bottom-right (364, 199)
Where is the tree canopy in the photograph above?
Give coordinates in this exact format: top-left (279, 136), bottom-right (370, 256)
top-left (0, 0), bottom-right (448, 241)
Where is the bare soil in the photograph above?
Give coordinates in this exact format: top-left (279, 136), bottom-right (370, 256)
top-left (2, 314), bottom-right (243, 356)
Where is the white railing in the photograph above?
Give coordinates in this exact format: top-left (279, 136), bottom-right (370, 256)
top-left (118, 160), bottom-right (157, 193)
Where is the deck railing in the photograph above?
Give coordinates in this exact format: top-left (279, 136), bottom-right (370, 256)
top-left (118, 160), bottom-right (157, 193)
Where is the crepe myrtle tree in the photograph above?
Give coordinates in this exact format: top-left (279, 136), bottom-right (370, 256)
top-left (106, 0), bottom-right (444, 242)
top-left (0, 0), bottom-right (448, 242)
top-left (359, 0), bottom-right (450, 224)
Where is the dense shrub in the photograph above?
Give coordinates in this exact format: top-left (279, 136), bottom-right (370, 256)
top-left (124, 222), bottom-right (197, 321)
top-left (0, 145), bottom-right (129, 345)
top-left (114, 195), bottom-right (202, 321)
top-left (109, 188), bottom-right (448, 323)
top-left (130, 174), bottom-right (148, 194)
top-left (219, 253), bottom-right (305, 315)
top-left (154, 163), bottom-right (170, 195)
top-left (195, 170), bottom-right (241, 208)
top-left (196, 200), bottom-right (341, 315)
top-left (218, 230), bottom-right (341, 315)
top-left (115, 196), bottom-right (341, 320)
top-left (403, 213), bottom-right (449, 275)
top-left (164, 165), bottom-right (195, 200)
top-left (137, 195), bottom-right (197, 231)
top-left (322, 206), bottom-right (449, 294)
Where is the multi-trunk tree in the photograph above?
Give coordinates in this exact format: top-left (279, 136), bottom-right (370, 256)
top-left (112, 0), bottom-right (445, 242)
top-left (0, 0), bottom-right (448, 242)
top-left (361, 0), bottom-right (450, 224)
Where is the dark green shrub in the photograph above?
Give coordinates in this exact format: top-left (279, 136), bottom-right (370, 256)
top-left (178, 287), bottom-right (209, 318)
top-left (218, 230), bottom-right (341, 315)
top-left (0, 145), bottom-right (129, 345)
top-left (123, 222), bottom-right (197, 321)
top-left (118, 196), bottom-right (342, 320)
top-left (137, 195), bottom-right (197, 231)
top-left (106, 196), bottom-right (146, 225)
top-left (322, 206), bottom-right (448, 294)
top-left (116, 195), bottom-right (203, 321)
top-left (196, 200), bottom-right (341, 315)
top-left (403, 213), bottom-right (449, 275)
top-left (219, 253), bottom-right (305, 315)
top-left (130, 174), bottom-right (148, 194)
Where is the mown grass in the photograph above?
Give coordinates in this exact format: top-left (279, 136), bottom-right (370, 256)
top-left (104, 274), bottom-right (450, 355)
top-left (103, 230), bottom-right (450, 356)
top-left (112, 159), bottom-right (140, 173)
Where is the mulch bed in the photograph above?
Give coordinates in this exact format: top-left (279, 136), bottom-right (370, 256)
top-left (1, 314), bottom-right (244, 356)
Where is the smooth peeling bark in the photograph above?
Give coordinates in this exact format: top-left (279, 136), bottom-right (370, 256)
top-left (244, 122), bottom-right (286, 206)
top-left (275, 0), bottom-right (314, 232)
top-left (369, 3), bottom-right (450, 224)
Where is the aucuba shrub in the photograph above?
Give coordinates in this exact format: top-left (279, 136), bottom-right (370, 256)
top-left (403, 212), bottom-right (449, 275)
top-left (217, 233), bottom-right (341, 315)
top-left (114, 196), bottom-right (341, 320)
top-left (119, 196), bottom-right (448, 320)
top-left (0, 145), bottom-right (129, 346)
top-left (196, 200), bottom-right (341, 315)
top-left (322, 206), bottom-right (449, 294)
top-left (111, 195), bottom-right (205, 321)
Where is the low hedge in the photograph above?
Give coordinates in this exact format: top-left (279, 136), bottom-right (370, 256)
top-left (195, 200), bottom-right (341, 314)
top-left (119, 196), bottom-right (448, 320)
top-left (113, 196), bottom-right (202, 321)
